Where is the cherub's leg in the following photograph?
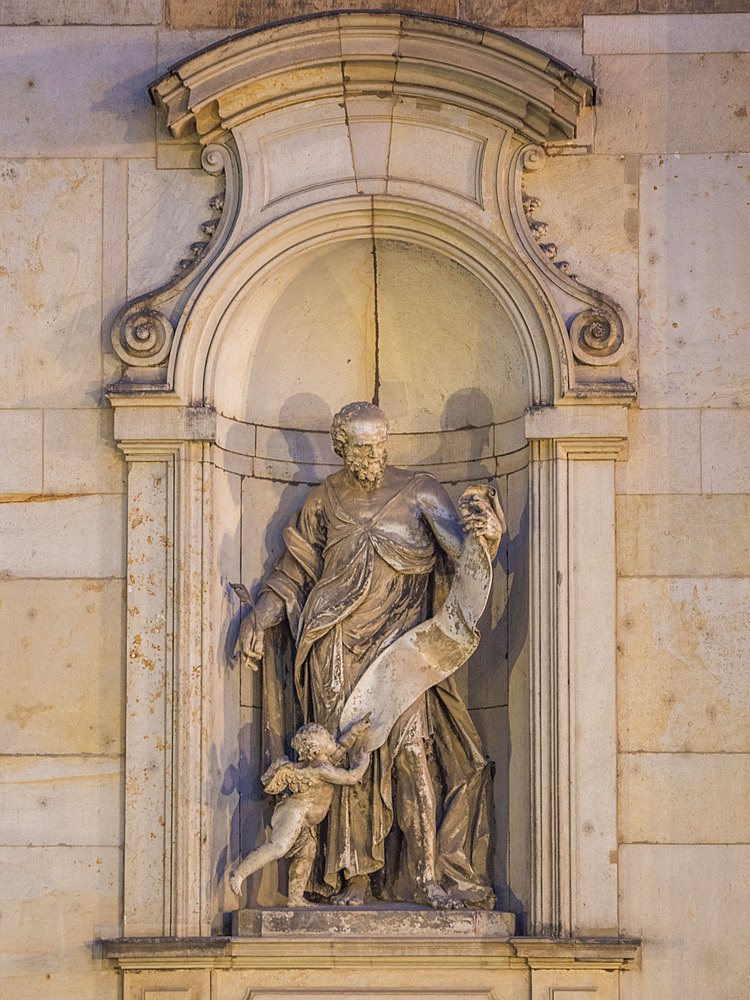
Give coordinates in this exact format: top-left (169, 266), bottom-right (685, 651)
top-left (287, 831), bottom-right (317, 907)
top-left (229, 802), bottom-right (304, 896)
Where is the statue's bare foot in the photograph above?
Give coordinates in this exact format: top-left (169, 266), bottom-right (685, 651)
top-left (331, 875), bottom-right (368, 906)
top-left (418, 880), bottom-right (464, 909)
top-left (287, 897), bottom-right (313, 908)
top-left (228, 872), bottom-right (244, 896)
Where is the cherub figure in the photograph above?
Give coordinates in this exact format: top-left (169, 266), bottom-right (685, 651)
top-left (229, 716), bottom-right (371, 907)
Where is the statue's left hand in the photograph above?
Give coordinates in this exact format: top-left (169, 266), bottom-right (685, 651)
top-left (459, 485), bottom-right (506, 546)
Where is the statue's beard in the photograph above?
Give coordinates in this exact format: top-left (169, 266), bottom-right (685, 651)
top-left (346, 453), bottom-right (387, 488)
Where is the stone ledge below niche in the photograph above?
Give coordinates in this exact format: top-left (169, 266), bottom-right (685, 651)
top-left (100, 927), bottom-right (640, 972)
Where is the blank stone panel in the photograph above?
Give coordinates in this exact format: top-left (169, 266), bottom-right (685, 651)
top-left (701, 409), bottom-right (750, 493)
top-left (0, 410), bottom-right (43, 493)
top-left (617, 577), bottom-right (750, 752)
top-left (0, 846), bottom-right (121, 1000)
top-left (638, 154), bottom-right (750, 408)
top-left (619, 752), bottom-right (750, 844)
top-left (615, 408), bottom-right (700, 495)
top-left (0, 755), bottom-right (122, 847)
top-left (0, 0), bottom-right (162, 24)
top-left (0, 494), bottom-right (126, 579)
top-left (0, 578), bottom-right (125, 754)
top-left (43, 409), bottom-right (126, 494)
top-left (594, 54), bottom-right (750, 155)
top-left (0, 27), bottom-right (157, 156)
top-left (616, 494), bottom-right (750, 577)
top-left (0, 159), bottom-right (103, 409)
top-left (620, 845), bottom-right (750, 1000)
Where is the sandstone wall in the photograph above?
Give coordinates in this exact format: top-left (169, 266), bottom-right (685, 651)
top-left (1, 3), bottom-right (748, 999)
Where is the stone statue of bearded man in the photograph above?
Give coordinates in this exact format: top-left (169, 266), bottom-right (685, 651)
top-left (238, 401), bottom-right (504, 908)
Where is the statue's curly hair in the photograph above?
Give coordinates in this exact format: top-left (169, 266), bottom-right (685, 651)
top-left (330, 401), bottom-right (389, 458)
top-left (291, 722), bottom-right (335, 760)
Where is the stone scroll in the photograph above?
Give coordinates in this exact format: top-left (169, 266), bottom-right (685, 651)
top-left (339, 527), bottom-right (493, 752)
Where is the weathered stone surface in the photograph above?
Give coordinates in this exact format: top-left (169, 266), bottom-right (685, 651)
top-left (0, 846), bottom-right (120, 1000)
top-left (619, 845), bottom-right (750, 1000)
top-left (166, 0), bottom-right (457, 30)
top-left (505, 27), bottom-right (593, 76)
top-left (615, 408), bottom-right (700, 495)
top-left (639, 0), bottom-right (750, 11)
top-left (458, 0), bottom-right (634, 31)
top-left (127, 159), bottom-right (222, 299)
top-left (0, 28), bottom-right (156, 156)
top-left (0, 0), bottom-right (162, 23)
top-left (233, 905), bottom-right (515, 937)
top-left (619, 752), bottom-right (750, 843)
top-left (156, 28), bottom-right (235, 71)
top-left (0, 578), bottom-right (124, 754)
top-left (638, 155), bottom-right (750, 407)
top-left (0, 495), bottom-right (125, 579)
top-left (617, 577), bottom-right (750, 753)
top-left (522, 154), bottom-right (638, 317)
top-left (0, 410), bottom-right (43, 494)
top-left (701, 409), bottom-right (750, 493)
top-left (616, 495), bottom-right (750, 577)
top-left (584, 12), bottom-right (750, 52)
top-left (44, 409), bottom-right (125, 494)
top-left (594, 56), bottom-right (750, 154)
top-left (0, 159), bottom-right (103, 408)
top-left (0, 755), bottom-right (122, 846)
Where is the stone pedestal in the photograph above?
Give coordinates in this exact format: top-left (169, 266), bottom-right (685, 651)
top-left (232, 906), bottom-right (516, 938)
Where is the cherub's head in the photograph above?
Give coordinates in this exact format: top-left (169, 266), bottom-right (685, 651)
top-left (291, 723), bottom-right (338, 761)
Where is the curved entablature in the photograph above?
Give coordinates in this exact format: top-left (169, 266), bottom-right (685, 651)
top-left (151, 12), bottom-right (593, 147)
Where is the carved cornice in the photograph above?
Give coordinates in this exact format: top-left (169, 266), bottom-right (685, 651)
top-left (100, 935), bottom-right (640, 972)
top-left (151, 13), bottom-right (593, 147)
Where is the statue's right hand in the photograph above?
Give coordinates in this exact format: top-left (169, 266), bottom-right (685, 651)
top-left (238, 609), bottom-right (264, 670)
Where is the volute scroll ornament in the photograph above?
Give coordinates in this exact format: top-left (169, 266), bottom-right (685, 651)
top-left (109, 141), bottom-right (231, 380)
top-left (570, 308), bottom-right (625, 366)
top-left (112, 306), bottom-right (173, 367)
top-left (513, 143), bottom-right (634, 387)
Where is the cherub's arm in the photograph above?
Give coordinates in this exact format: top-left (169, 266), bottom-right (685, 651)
top-left (311, 750), bottom-right (371, 786)
top-left (331, 712), bottom-right (372, 764)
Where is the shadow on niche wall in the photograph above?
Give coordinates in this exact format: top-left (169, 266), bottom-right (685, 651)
top-left (214, 389), bottom-right (530, 926)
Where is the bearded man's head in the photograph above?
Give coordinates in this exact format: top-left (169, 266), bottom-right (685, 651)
top-left (331, 401), bottom-right (389, 489)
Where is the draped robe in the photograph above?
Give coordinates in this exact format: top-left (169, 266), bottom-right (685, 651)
top-left (259, 469), bottom-right (494, 905)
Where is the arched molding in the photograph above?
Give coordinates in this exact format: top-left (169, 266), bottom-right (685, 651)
top-left (166, 197), bottom-right (571, 410)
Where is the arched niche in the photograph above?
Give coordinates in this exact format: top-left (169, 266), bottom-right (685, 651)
top-left (201, 229), bottom-right (534, 918)
top-left (108, 13), bottom-right (634, 951)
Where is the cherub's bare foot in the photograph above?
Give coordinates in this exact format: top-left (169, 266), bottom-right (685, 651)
top-left (331, 875), bottom-right (368, 906)
top-left (418, 880), bottom-right (465, 909)
top-left (228, 872), bottom-right (244, 896)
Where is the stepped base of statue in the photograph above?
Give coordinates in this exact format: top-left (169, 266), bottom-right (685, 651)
top-left (231, 905), bottom-right (516, 938)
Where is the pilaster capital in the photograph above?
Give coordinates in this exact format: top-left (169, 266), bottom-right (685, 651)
top-left (526, 405), bottom-right (628, 460)
top-left (109, 395), bottom-right (216, 459)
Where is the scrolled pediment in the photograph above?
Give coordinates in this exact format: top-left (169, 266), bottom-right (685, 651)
top-left (110, 12), bottom-right (634, 406)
